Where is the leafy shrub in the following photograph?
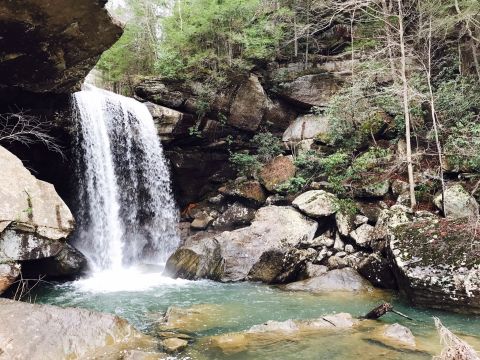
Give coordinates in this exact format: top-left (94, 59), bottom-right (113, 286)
top-left (250, 132), bottom-right (283, 163)
top-left (229, 153), bottom-right (260, 178)
top-left (276, 176), bottom-right (307, 194)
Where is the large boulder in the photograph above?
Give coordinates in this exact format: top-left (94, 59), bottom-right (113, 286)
top-left (216, 206), bottom-right (318, 281)
top-left (0, 146), bottom-right (74, 237)
top-left (283, 268), bottom-right (373, 293)
top-left (0, 299), bottom-right (157, 359)
top-left (292, 190), bottom-right (339, 218)
top-left (228, 75), bottom-right (268, 132)
top-left (282, 114), bottom-right (331, 143)
top-left (357, 253), bottom-right (397, 289)
top-left (0, 0), bottom-right (123, 93)
top-left (434, 184), bottom-right (479, 219)
top-left (388, 217), bottom-right (480, 314)
top-left (166, 206), bottom-right (318, 282)
top-left (164, 236), bottom-right (224, 280)
top-left (259, 155), bottom-right (296, 192)
top-left (0, 146), bottom-right (83, 288)
top-left (277, 74), bottom-right (343, 108)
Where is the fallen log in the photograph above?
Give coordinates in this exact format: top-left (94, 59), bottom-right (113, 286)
top-left (364, 302), bottom-right (413, 321)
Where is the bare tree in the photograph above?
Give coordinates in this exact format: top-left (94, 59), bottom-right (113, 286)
top-left (0, 112), bottom-right (63, 155)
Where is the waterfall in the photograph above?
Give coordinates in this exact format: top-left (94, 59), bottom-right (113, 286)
top-left (72, 85), bottom-right (179, 272)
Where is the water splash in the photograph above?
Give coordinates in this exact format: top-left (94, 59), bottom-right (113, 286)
top-left (72, 85), bottom-right (179, 272)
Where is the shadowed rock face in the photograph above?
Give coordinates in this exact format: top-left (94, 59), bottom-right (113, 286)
top-left (0, 0), bottom-right (123, 93)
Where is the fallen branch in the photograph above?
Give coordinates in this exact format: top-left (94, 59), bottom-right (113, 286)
top-left (363, 302), bottom-right (413, 321)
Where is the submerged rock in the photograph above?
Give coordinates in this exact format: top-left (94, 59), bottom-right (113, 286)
top-left (382, 323), bottom-right (416, 348)
top-left (203, 313), bottom-right (356, 355)
top-left (283, 268), bottom-right (372, 293)
top-left (161, 338), bottom-right (188, 354)
top-left (388, 218), bottom-right (480, 314)
top-left (0, 299), bottom-right (156, 359)
top-left (158, 304), bottom-right (237, 333)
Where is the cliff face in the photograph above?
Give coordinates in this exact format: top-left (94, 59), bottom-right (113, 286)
top-left (0, 0), bottom-right (123, 94)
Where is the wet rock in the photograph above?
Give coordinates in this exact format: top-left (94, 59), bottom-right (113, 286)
top-left (212, 202), bottom-right (256, 230)
top-left (159, 304), bottom-right (236, 333)
top-left (259, 155), bottom-right (296, 192)
top-left (277, 73), bottom-right (343, 109)
top-left (216, 206), bottom-right (318, 282)
top-left (157, 332), bottom-right (192, 340)
top-left (382, 323), bottom-right (416, 347)
top-left (21, 243), bottom-right (87, 278)
top-left (292, 190), bottom-right (339, 218)
top-left (219, 179), bottom-right (267, 206)
top-left (164, 236), bottom-right (224, 280)
top-left (228, 75), bottom-right (268, 132)
top-left (282, 114), bottom-right (331, 143)
top-left (161, 338), bottom-right (188, 354)
top-left (0, 263), bottom-right (21, 294)
top-left (0, 299), bottom-right (155, 359)
top-left (350, 224), bottom-right (375, 248)
top-left (357, 253), bottom-right (396, 289)
top-left (434, 184), bottom-right (479, 219)
top-left (284, 268), bottom-right (372, 293)
top-left (388, 218), bottom-right (480, 314)
top-left (0, 0), bottom-right (122, 93)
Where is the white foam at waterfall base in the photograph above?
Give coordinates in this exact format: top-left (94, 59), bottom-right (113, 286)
top-left (73, 266), bottom-right (193, 293)
top-left (72, 85), bottom-right (180, 288)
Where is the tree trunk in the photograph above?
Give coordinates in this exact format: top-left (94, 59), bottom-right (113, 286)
top-left (397, 0), bottom-right (416, 208)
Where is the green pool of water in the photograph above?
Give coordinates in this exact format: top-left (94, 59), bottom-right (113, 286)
top-left (34, 270), bottom-right (480, 360)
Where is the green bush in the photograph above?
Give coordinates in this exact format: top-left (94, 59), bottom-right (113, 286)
top-left (276, 176), bottom-right (308, 194)
top-left (229, 153), bottom-right (261, 178)
top-left (250, 132), bottom-right (283, 163)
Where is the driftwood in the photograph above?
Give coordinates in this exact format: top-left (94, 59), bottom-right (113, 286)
top-left (364, 302), bottom-right (413, 321)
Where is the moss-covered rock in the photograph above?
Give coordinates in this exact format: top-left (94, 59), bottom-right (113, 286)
top-left (388, 218), bottom-right (480, 314)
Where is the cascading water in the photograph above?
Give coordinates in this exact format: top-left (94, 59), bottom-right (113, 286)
top-left (72, 85), bottom-right (179, 275)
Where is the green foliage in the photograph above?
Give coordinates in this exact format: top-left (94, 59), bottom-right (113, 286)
top-left (156, 0), bottom-right (290, 83)
top-left (275, 176), bottom-right (307, 194)
top-left (250, 132), bottom-right (283, 163)
top-left (96, 0), bottom-right (165, 93)
top-left (229, 152), bottom-right (261, 178)
top-left (334, 198), bottom-right (358, 216)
